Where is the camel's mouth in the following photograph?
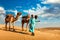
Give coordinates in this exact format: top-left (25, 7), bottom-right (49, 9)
top-left (17, 12), bottom-right (22, 16)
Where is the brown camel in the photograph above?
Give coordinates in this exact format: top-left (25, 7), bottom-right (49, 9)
top-left (5, 12), bottom-right (21, 31)
top-left (21, 15), bottom-right (30, 31)
top-left (21, 15), bottom-right (38, 31)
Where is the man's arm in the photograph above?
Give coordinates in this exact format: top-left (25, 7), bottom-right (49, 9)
top-left (35, 19), bottom-right (40, 22)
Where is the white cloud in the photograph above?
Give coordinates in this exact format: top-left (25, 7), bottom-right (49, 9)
top-left (23, 4), bottom-right (48, 16)
top-left (41, 0), bottom-right (60, 4)
top-left (6, 9), bottom-right (18, 15)
top-left (16, 6), bottom-right (22, 8)
top-left (13, 10), bottom-right (18, 15)
top-left (32, 7), bottom-right (35, 10)
top-left (23, 3), bottom-right (60, 20)
top-left (39, 21), bottom-right (48, 24)
top-left (0, 7), bottom-right (5, 24)
top-left (0, 15), bottom-right (5, 24)
top-left (0, 7), bottom-right (5, 14)
top-left (41, 13), bottom-right (55, 17)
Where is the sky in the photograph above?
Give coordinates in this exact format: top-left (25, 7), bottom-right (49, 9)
top-left (0, 0), bottom-right (60, 28)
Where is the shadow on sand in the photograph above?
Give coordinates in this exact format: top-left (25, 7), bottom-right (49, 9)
top-left (0, 27), bottom-right (30, 36)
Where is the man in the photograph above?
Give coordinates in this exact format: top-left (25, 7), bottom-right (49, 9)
top-left (29, 14), bottom-right (40, 36)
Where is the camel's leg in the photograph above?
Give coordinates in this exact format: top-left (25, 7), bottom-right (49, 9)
top-left (12, 23), bottom-right (15, 31)
top-left (22, 23), bottom-right (24, 31)
top-left (26, 23), bottom-right (28, 31)
top-left (5, 22), bottom-right (7, 30)
top-left (9, 22), bottom-right (11, 31)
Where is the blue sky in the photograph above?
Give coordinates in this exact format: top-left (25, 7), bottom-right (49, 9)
top-left (0, 0), bottom-right (60, 28)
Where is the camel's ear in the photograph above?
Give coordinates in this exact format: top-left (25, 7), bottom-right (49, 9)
top-left (17, 12), bottom-right (21, 16)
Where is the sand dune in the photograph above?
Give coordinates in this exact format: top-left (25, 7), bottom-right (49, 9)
top-left (0, 24), bottom-right (60, 40)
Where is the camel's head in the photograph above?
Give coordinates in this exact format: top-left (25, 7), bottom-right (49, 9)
top-left (15, 12), bottom-right (22, 21)
top-left (27, 14), bottom-right (30, 18)
top-left (17, 12), bottom-right (22, 16)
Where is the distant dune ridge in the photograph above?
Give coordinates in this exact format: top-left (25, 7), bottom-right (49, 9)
top-left (0, 24), bottom-right (60, 40)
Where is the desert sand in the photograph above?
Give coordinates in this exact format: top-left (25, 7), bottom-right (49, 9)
top-left (0, 24), bottom-right (60, 40)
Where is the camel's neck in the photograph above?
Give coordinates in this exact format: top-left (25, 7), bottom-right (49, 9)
top-left (14, 15), bottom-right (19, 21)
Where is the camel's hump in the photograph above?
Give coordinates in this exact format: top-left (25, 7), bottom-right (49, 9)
top-left (6, 14), bottom-right (14, 18)
top-left (22, 16), bottom-right (28, 18)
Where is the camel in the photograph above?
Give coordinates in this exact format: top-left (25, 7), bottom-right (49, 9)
top-left (21, 15), bottom-right (30, 31)
top-left (5, 12), bottom-right (21, 31)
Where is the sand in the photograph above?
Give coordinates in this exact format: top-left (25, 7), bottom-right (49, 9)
top-left (0, 24), bottom-right (60, 40)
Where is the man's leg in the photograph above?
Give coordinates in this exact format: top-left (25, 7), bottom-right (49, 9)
top-left (31, 26), bottom-right (35, 36)
top-left (32, 32), bottom-right (34, 36)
